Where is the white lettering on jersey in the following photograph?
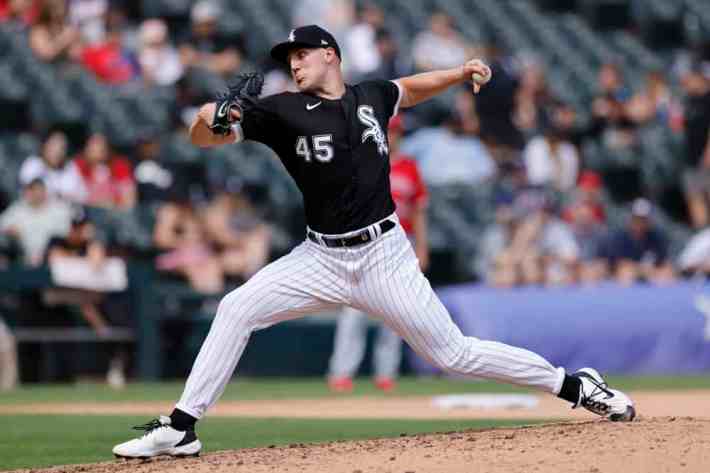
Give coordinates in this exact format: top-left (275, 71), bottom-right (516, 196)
top-left (357, 105), bottom-right (388, 156)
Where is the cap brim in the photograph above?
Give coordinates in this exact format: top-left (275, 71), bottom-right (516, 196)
top-left (270, 41), bottom-right (314, 65)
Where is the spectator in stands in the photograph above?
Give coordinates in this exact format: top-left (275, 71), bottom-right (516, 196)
top-left (523, 104), bottom-right (580, 192)
top-left (0, 178), bottom-right (72, 266)
top-left (0, 0), bottom-right (39, 26)
top-left (626, 70), bottom-right (675, 126)
top-left (363, 28), bottom-right (408, 81)
top-left (680, 62), bottom-right (710, 229)
top-left (154, 194), bottom-right (224, 294)
top-left (565, 198), bottom-right (609, 284)
top-left (589, 62), bottom-right (637, 150)
top-left (475, 43), bottom-right (525, 152)
top-left (203, 179), bottom-right (271, 283)
top-left (80, 21), bottom-right (140, 84)
top-left (478, 192), bottom-right (520, 287)
top-left (388, 115), bottom-right (429, 271)
top-left (343, 2), bottom-right (384, 81)
top-left (75, 132), bottom-right (136, 210)
top-left (510, 190), bottom-right (579, 285)
top-left (513, 55), bottom-right (551, 137)
top-left (178, 1), bottom-right (242, 78)
top-left (133, 133), bottom-right (174, 205)
top-left (19, 129), bottom-right (87, 203)
top-left (478, 188), bottom-right (579, 287)
top-left (29, 0), bottom-right (82, 63)
top-left (411, 12), bottom-right (468, 71)
top-left (43, 208), bottom-right (128, 387)
top-left (0, 316), bottom-right (18, 391)
top-left (292, 0), bottom-right (354, 39)
top-left (400, 90), bottom-right (495, 186)
top-left (43, 208), bottom-right (111, 335)
top-left (562, 170), bottom-right (606, 224)
top-left (603, 198), bottom-right (674, 285)
top-left (487, 189), bottom-right (579, 286)
top-left (138, 18), bottom-right (184, 87)
top-left (67, 0), bottom-right (107, 45)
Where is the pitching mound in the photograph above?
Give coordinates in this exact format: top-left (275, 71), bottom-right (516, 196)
top-left (18, 417), bottom-right (710, 473)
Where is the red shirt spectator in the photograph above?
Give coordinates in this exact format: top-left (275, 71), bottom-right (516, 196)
top-left (0, 0), bottom-right (40, 25)
top-left (388, 114), bottom-right (428, 235)
top-left (74, 133), bottom-right (136, 209)
top-left (563, 170), bottom-right (606, 224)
top-left (390, 155), bottom-right (427, 234)
top-left (81, 27), bottom-right (138, 84)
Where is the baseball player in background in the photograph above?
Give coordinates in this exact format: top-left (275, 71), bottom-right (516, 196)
top-left (327, 114), bottom-right (428, 393)
top-left (113, 25), bottom-right (636, 459)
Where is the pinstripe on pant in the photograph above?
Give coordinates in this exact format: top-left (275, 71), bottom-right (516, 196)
top-left (176, 216), bottom-right (565, 419)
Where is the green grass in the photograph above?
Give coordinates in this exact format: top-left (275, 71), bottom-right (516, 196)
top-left (0, 415), bottom-right (546, 471)
top-left (1, 375), bottom-right (708, 470)
top-left (1, 375), bottom-right (709, 404)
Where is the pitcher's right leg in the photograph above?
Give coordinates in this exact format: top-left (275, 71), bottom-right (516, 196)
top-left (114, 242), bottom-right (345, 459)
top-left (176, 242), bottom-right (344, 419)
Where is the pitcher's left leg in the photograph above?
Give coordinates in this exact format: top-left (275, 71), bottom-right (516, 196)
top-left (354, 227), bottom-right (564, 394)
top-left (354, 227), bottom-right (635, 420)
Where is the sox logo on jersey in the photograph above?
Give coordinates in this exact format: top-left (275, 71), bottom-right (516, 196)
top-left (358, 105), bottom-right (388, 156)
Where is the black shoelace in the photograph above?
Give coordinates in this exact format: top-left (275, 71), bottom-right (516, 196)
top-left (132, 418), bottom-right (166, 436)
top-left (580, 376), bottom-right (614, 412)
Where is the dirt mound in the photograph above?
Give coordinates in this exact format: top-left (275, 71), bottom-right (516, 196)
top-left (19, 417), bottom-right (710, 473)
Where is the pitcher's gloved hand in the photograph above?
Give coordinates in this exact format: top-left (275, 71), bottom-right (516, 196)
top-left (210, 72), bottom-right (265, 135)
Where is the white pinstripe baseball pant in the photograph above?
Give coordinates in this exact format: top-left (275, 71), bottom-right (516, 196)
top-left (176, 215), bottom-right (565, 419)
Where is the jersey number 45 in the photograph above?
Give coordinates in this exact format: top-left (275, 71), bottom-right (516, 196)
top-left (295, 135), bottom-right (334, 163)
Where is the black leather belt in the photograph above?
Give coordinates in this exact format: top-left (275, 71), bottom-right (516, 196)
top-left (308, 220), bottom-right (396, 248)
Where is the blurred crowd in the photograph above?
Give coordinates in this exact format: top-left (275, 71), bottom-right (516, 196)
top-left (2, 0), bottom-right (710, 282)
top-left (1, 0), bottom-right (710, 329)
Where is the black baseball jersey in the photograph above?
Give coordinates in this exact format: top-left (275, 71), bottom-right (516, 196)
top-left (240, 79), bottom-right (402, 234)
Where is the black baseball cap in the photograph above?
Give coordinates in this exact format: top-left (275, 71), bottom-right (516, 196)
top-left (270, 25), bottom-right (341, 65)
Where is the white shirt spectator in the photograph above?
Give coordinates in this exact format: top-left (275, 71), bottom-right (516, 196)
top-left (0, 198), bottom-right (72, 265)
top-left (523, 136), bottom-right (579, 191)
top-left (138, 19), bottom-right (184, 86)
top-left (412, 31), bottom-right (466, 71)
top-left (344, 22), bottom-right (380, 79)
top-left (19, 156), bottom-right (88, 203)
top-left (292, 0), bottom-right (354, 39)
top-left (539, 218), bottom-right (579, 261)
top-left (68, 0), bottom-right (108, 45)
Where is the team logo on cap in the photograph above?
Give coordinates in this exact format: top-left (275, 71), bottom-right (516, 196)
top-left (321, 39), bottom-right (328, 45)
top-left (288, 29), bottom-right (296, 42)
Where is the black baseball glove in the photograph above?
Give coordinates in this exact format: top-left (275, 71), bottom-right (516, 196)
top-left (210, 72), bottom-right (265, 135)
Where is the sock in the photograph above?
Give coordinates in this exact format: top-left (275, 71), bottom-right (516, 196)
top-left (557, 375), bottom-right (582, 405)
top-left (170, 408), bottom-right (197, 431)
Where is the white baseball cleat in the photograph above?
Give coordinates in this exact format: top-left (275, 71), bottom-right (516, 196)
top-left (113, 416), bottom-right (201, 459)
top-left (572, 368), bottom-right (636, 422)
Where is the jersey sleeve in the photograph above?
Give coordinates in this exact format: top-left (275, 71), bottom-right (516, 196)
top-left (365, 79), bottom-right (403, 118)
top-left (240, 96), bottom-right (282, 147)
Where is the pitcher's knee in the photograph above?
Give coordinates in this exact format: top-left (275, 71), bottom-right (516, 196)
top-left (215, 288), bottom-right (254, 324)
top-left (428, 338), bottom-right (482, 376)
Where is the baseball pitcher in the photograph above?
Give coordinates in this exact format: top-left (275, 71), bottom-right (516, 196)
top-left (113, 25), bottom-right (635, 459)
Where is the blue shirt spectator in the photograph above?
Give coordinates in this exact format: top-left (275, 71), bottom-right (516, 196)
top-left (400, 127), bottom-right (495, 186)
